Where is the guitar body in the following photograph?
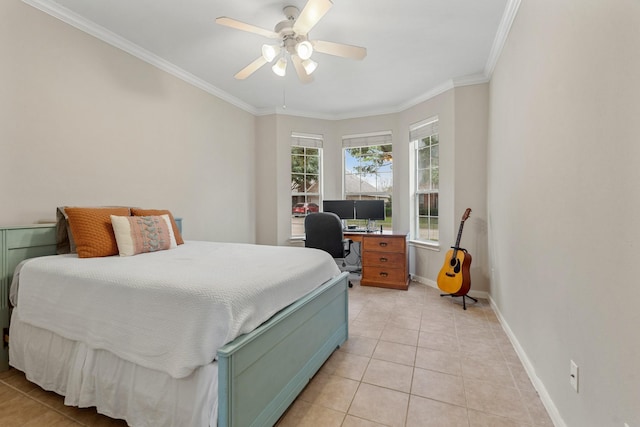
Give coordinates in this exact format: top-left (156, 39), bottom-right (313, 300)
top-left (437, 249), bottom-right (472, 295)
top-left (437, 208), bottom-right (473, 296)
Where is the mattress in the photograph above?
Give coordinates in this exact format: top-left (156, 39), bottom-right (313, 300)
top-left (13, 241), bottom-right (341, 378)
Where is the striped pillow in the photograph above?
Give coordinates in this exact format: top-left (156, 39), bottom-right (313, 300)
top-left (130, 208), bottom-right (184, 245)
top-left (111, 215), bottom-right (177, 257)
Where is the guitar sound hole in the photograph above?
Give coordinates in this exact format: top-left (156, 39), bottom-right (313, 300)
top-left (450, 258), bottom-right (461, 274)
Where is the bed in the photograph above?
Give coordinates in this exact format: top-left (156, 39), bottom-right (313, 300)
top-left (0, 222), bottom-right (349, 426)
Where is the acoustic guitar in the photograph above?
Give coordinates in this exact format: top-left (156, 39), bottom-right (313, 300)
top-left (437, 208), bottom-right (472, 296)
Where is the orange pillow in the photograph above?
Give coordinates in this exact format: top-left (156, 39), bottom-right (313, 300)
top-left (64, 207), bottom-right (131, 258)
top-left (130, 208), bottom-right (184, 245)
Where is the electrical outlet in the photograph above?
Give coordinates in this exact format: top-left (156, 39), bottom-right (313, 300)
top-left (569, 360), bottom-right (579, 392)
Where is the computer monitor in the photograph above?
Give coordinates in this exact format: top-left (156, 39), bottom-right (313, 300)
top-left (323, 200), bottom-right (355, 219)
top-left (354, 200), bottom-right (385, 220)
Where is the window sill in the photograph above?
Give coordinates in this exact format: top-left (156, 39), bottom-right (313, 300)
top-left (409, 239), bottom-right (440, 251)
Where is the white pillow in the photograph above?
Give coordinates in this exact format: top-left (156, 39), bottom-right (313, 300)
top-left (111, 214), bottom-right (177, 256)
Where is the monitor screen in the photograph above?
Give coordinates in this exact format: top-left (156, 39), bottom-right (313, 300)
top-left (355, 200), bottom-right (385, 220)
top-left (323, 200), bottom-right (355, 219)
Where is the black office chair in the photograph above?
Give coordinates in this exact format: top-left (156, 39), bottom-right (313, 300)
top-left (304, 212), bottom-right (353, 288)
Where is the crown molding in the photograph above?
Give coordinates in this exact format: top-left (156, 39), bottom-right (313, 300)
top-left (255, 102), bottom-right (407, 121)
top-left (452, 73), bottom-right (491, 87)
top-left (21, 0), bottom-right (258, 115)
top-left (257, 75), bottom-right (491, 121)
top-left (22, 0), bottom-right (518, 122)
top-left (484, 0), bottom-right (522, 77)
top-left (382, 80), bottom-right (456, 116)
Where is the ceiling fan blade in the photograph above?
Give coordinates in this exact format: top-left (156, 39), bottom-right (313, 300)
top-left (291, 55), bottom-right (314, 84)
top-left (312, 40), bottom-right (367, 60)
top-left (234, 56), bottom-right (268, 80)
top-left (215, 17), bottom-right (280, 39)
top-left (293, 0), bottom-right (333, 36)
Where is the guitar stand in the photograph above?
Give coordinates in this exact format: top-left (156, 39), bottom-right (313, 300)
top-left (440, 293), bottom-right (478, 310)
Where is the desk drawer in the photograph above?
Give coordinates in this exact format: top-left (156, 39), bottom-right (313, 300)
top-left (362, 251), bottom-right (405, 268)
top-left (362, 266), bottom-right (407, 286)
top-left (362, 236), bottom-right (405, 253)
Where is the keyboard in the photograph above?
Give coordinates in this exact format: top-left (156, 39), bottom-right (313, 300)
top-left (344, 227), bottom-right (371, 233)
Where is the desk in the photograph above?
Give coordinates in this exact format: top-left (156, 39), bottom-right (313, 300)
top-left (344, 231), bottom-right (409, 290)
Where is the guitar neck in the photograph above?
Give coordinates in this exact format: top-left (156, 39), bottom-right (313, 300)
top-left (453, 221), bottom-right (465, 249)
top-left (450, 208), bottom-right (472, 259)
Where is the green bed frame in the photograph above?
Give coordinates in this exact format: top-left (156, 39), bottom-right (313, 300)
top-left (0, 224), bottom-right (349, 427)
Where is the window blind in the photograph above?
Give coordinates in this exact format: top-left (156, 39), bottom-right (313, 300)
top-left (291, 132), bottom-right (323, 148)
top-left (409, 117), bottom-right (439, 142)
top-left (342, 131), bottom-right (392, 148)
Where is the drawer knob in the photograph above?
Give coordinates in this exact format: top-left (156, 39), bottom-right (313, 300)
top-left (379, 272), bottom-right (388, 277)
top-left (379, 257), bottom-right (388, 262)
top-left (379, 242), bottom-right (388, 247)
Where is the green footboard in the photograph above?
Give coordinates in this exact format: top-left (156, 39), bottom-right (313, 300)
top-left (217, 271), bottom-right (349, 427)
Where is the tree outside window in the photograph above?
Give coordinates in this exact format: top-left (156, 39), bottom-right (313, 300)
top-left (344, 143), bottom-right (393, 230)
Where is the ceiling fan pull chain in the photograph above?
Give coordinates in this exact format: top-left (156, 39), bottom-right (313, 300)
top-left (283, 85), bottom-right (287, 109)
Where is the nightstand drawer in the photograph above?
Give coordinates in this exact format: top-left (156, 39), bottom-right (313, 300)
top-left (362, 266), bottom-right (406, 285)
top-left (362, 236), bottom-right (405, 253)
top-left (362, 251), bottom-right (405, 268)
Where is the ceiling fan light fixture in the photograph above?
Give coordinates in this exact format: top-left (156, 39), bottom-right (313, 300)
top-left (217, 0), bottom-right (367, 82)
top-left (302, 58), bottom-right (318, 75)
top-left (295, 40), bottom-right (313, 60)
top-left (272, 57), bottom-right (287, 76)
top-left (261, 44), bottom-right (280, 62)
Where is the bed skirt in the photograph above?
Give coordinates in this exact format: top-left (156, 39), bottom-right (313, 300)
top-left (9, 309), bottom-right (219, 427)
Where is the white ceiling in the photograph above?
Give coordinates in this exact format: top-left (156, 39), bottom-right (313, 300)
top-left (24, 0), bottom-right (514, 119)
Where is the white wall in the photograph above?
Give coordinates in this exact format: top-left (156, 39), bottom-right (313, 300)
top-left (254, 86), bottom-right (491, 295)
top-left (254, 115), bottom-right (279, 245)
top-left (454, 84), bottom-right (490, 293)
top-left (0, 0), bottom-right (256, 243)
top-left (488, 0), bottom-right (640, 426)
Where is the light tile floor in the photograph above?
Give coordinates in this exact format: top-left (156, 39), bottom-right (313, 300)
top-left (276, 280), bottom-right (554, 427)
top-left (0, 280), bottom-right (554, 426)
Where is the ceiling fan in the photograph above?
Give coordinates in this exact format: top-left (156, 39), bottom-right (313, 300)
top-left (215, 0), bottom-right (367, 83)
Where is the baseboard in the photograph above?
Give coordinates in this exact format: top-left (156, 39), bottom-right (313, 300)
top-left (410, 274), bottom-right (489, 300)
top-left (411, 273), bottom-right (565, 426)
top-left (488, 296), bottom-right (566, 427)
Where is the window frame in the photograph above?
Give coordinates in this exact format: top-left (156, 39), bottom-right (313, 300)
top-left (290, 133), bottom-right (323, 238)
top-left (342, 131), bottom-right (393, 230)
top-left (410, 118), bottom-right (439, 244)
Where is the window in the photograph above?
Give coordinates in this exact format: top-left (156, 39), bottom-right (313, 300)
top-left (343, 132), bottom-right (392, 231)
top-left (411, 118), bottom-right (439, 242)
top-left (291, 133), bottom-right (322, 237)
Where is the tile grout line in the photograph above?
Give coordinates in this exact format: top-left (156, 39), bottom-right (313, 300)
top-left (0, 378), bottom-right (88, 426)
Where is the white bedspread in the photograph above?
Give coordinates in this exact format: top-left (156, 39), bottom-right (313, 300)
top-left (15, 241), bottom-right (340, 379)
